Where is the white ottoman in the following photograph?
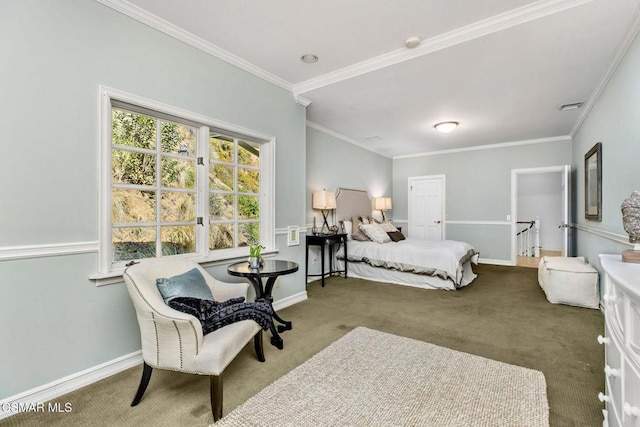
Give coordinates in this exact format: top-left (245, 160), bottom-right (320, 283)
top-left (537, 256), bottom-right (599, 309)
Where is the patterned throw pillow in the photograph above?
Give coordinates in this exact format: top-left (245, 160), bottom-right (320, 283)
top-left (359, 223), bottom-right (391, 244)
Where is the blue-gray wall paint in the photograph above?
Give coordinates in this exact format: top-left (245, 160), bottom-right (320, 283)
top-left (306, 126), bottom-right (393, 223)
top-left (0, 1), bottom-right (306, 399)
top-left (571, 30), bottom-right (640, 272)
top-left (392, 140), bottom-right (572, 262)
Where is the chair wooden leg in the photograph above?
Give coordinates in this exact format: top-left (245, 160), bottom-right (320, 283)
top-left (131, 362), bottom-right (153, 406)
top-left (210, 375), bottom-right (223, 422)
top-left (254, 330), bottom-right (265, 362)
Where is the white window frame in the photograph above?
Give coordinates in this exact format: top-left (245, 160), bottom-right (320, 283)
top-left (95, 86), bottom-right (275, 278)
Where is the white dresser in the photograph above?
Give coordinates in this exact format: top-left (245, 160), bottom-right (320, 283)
top-left (599, 254), bottom-right (640, 427)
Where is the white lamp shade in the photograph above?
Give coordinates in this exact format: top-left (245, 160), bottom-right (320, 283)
top-left (312, 190), bottom-right (336, 209)
top-left (375, 197), bottom-right (392, 210)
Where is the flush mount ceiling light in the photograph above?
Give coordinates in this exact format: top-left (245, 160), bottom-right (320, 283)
top-left (404, 36), bottom-right (421, 49)
top-left (300, 54), bottom-right (319, 64)
top-left (560, 102), bottom-right (583, 111)
top-left (434, 121), bottom-right (459, 133)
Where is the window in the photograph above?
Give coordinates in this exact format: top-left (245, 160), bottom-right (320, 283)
top-left (97, 87), bottom-right (274, 276)
top-left (208, 134), bottom-right (262, 251)
top-left (111, 109), bottom-right (198, 262)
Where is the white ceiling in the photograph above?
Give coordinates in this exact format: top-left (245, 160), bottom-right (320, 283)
top-left (113, 0), bottom-right (640, 158)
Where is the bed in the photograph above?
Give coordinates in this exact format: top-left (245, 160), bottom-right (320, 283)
top-left (333, 188), bottom-right (479, 290)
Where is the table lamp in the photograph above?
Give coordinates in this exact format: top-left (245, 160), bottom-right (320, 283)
top-left (312, 189), bottom-right (336, 234)
top-left (375, 197), bottom-right (392, 221)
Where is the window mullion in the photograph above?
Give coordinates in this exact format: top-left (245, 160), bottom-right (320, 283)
top-left (155, 120), bottom-right (162, 258)
top-left (198, 126), bottom-right (209, 256)
top-left (234, 139), bottom-right (239, 248)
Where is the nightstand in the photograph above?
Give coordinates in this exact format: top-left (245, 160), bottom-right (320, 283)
top-left (305, 233), bottom-right (347, 287)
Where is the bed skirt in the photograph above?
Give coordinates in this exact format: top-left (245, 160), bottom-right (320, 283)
top-left (335, 258), bottom-right (477, 290)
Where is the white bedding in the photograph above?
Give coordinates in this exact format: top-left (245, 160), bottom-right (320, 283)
top-left (337, 238), bottom-right (479, 290)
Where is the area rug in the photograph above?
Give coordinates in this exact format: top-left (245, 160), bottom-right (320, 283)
top-left (216, 327), bottom-right (549, 426)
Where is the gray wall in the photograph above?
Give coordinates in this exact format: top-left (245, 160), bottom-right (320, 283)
top-left (305, 126), bottom-right (392, 274)
top-left (571, 30), bottom-right (640, 270)
top-left (0, 1), bottom-right (306, 399)
top-left (392, 141), bottom-right (572, 262)
top-left (306, 126), bottom-right (393, 223)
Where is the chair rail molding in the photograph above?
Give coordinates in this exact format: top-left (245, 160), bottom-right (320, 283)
top-left (0, 241), bottom-right (99, 262)
top-left (572, 223), bottom-right (632, 247)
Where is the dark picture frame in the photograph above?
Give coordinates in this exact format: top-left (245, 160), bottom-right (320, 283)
top-left (584, 142), bottom-right (602, 221)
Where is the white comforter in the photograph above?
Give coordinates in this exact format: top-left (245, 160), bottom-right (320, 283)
top-left (338, 238), bottom-right (479, 289)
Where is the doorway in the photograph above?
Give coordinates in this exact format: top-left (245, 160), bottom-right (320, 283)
top-left (511, 165), bottom-right (571, 267)
top-left (408, 175), bottom-right (445, 240)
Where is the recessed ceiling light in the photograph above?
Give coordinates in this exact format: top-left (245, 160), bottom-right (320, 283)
top-left (560, 102), bottom-right (583, 111)
top-left (300, 54), bottom-right (319, 64)
top-left (404, 36), bottom-right (421, 49)
top-left (434, 121), bottom-right (459, 133)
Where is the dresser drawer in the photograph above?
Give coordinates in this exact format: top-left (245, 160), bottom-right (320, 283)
top-left (605, 324), bottom-right (624, 423)
top-left (605, 281), bottom-right (625, 342)
top-left (623, 360), bottom-right (640, 426)
top-left (628, 297), bottom-right (640, 368)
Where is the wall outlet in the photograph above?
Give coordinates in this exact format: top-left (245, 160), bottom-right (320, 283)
top-left (506, 214), bottom-right (511, 221)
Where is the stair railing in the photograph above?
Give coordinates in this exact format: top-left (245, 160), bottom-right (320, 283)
top-left (516, 216), bottom-right (540, 257)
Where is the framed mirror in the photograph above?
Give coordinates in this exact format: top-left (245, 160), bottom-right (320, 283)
top-left (584, 142), bottom-right (602, 221)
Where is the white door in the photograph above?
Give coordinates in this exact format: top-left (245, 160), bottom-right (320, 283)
top-left (560, 165), bottom-right (572, 256)
top-left (408, 176), bottom-right (444, 240)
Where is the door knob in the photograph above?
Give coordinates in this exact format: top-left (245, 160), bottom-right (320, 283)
top-left (434, 220), bottom-right (441, 224)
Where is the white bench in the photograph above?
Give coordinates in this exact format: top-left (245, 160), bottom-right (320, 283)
top-left (537, 256), bottom-right (599, 309)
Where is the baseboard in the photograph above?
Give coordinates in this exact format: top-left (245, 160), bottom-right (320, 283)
top-left (273, 291), bottom-right (307, 310)
top-left (0, 351), bottom-right (142, 420)
top-left (478, 258), bottom-right (513, 266)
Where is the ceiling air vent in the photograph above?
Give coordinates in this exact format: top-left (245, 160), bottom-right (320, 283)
top-left (560, 102), bottom-right (583, 111)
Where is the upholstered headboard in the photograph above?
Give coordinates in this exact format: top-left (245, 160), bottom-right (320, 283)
top-left (335, 188), bottom-right (373, 222)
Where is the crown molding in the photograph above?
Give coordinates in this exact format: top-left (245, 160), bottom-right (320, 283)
top-left (306, 121), bottom-right (392, 158)
top-left (307, 122), bottom-right (572, 160)
top-left (94, 0), bottom-right (294, 94)
top-left (295, 96), bottom-right (312, 107)
top-left (393, 135), bottom-right (572, 159)
top-left (570, 8), bottom-right (640, 137)
top-left (293, 0), bottom-right (596, 95)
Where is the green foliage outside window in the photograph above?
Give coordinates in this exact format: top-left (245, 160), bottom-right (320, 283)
top-left (110, 110), bottom-right (262, 263)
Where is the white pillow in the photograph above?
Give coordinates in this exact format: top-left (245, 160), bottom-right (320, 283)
top-left (379, 222), bottom-right (398, 232)
top-left (359, 223), bottom-right (391, 244)
top-left (341, 220), bottom-right (353, 240)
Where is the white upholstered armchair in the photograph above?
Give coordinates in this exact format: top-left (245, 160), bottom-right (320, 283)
top-left (123, 258), bottom-right (264, 422)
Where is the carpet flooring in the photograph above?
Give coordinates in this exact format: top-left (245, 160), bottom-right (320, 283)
top-left (0, 264), bottom-right (604, 426)
top-left (217, 327), bottom-right (549, 426)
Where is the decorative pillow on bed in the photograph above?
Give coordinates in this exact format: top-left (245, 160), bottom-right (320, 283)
top-left (359, 223), bottom-right (391, 244)
top-left (379, 222), bottom-right (398, 232)
top-left (351, 217), bottom-right (371, 241)
top-left (340, 220), bottom-right (353, 240)
top-left (387, 231), bottom-right (406, 242)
